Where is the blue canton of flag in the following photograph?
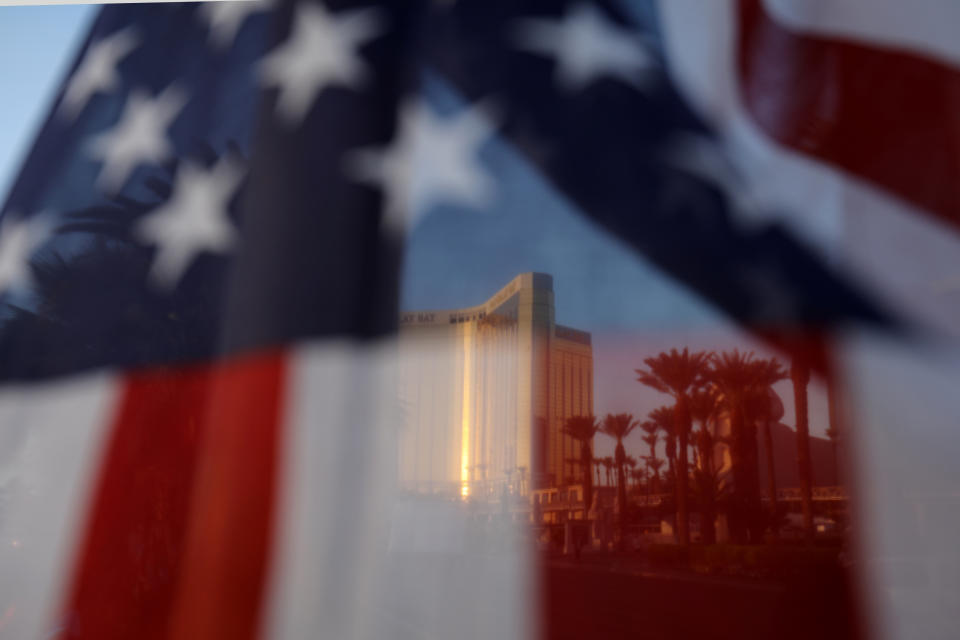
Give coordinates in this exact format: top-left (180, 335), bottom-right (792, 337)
top-left (0, 0), bottom-right (408, 382)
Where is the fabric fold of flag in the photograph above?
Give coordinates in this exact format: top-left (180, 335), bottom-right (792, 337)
top-left (1, 1), bottom-right (959, 639)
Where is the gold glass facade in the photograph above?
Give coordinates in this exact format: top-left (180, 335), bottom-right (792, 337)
top-left (398, 273), bottom-right (593, 498)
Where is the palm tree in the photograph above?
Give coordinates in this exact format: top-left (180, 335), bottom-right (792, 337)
top-left (689, 387), bottom-right (722, 543)
top-left (826, 425), bottom-right (839, 484)
top-left (602, 457), bottom-right (615, 487)
top-left (827, 376), bottom-right (841, 484)
top-left (0, 215), bottom-right (197, 373)
top-left (646, 457), bottom-right (665, 501)
top-left (564, 457), bottom-right (583, 496)
top-left (747, 387), bottom-right (784, 537)
top-left (639, 421), bottom-right (660, 493)
top-left (601, 413), bottom-right (638, 545)
top-left (593, 457), bottom-right (602, 486)
top-left (689, 389), bottom-right (720, 466)
top-left (791, 353), bottom-right (815, 544)
top-left (625, 455), bottom-right (638, 490)
top-left (707, 350), bottom-right (786, 543)
top-left (647, 405), bottom-right (675, 489)
top-left (562, 416), bottom-right (599, 515)
top-left (636, 348), bottom-right (711, 545)
top-left (647, 458), bottom-right (664, 488)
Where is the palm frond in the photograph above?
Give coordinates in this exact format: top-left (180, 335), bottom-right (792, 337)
top-left (600, 412), bottom-right (637, 441)
top-left (561, 415), bottom-right (599, 443)
top-left (636, 347), bottom-right (712, 397)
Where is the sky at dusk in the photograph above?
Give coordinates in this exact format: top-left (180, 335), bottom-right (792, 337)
top-left (0, 4), bottom-right (94, 201)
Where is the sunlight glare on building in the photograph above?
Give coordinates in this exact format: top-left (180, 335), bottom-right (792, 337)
top-left (398, 273), bottom-right (593, 499)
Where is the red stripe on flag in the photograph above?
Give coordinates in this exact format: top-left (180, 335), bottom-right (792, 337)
top-left (736, 0), bottom-right (960, 226)
top-left (166, 351), bottom-right (285, 640)
top-left (60, 350), bottom-right (286, 639)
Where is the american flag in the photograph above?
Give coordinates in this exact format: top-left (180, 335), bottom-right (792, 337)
top-left (0, 0), bottom-right (957, 638)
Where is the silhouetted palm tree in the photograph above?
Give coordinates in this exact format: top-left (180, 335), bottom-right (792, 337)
top-left (625, 455), bottom-right (638, 490)
top-left (637, 349), bottom-right (710, 545)
top-left (826, 425), bottom-right (839, 484)
top-left (689, 389), bottom-right (720, 465)
top-left (647, 457), bottom-right (664, 493)
top-left (648, 405), bottom-right (676, 502)
top-left (707, 350), bottom-right (786, 543)
top-left (689, 387), bottom-right (722, 543)
top-left (791, 353), bottom-right (815, 544)
top-left (602, 457), bottom-right (614, 487)
top-left (562, 416), bottom-right (599, 516)
top-left (827, 375), bottom-right (841, 484)
top-left (563, 458), bottom-right (582, 494)
top-left (639, 420), bottom-right (660, 493)
top-left (602, 413), bottom-right (638, 545)
top-left (747, 387), bottom-right (785, 537)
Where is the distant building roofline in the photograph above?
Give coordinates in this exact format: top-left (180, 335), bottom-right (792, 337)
top-left (399, 272), bottom-right (558, 328)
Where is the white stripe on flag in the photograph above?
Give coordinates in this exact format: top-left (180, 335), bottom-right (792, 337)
top-left (0, 372), bottom-right (117, 639)
top-left (838, 332), bottom-right (960, 640)
top-left (263, 339), bottom-right (533, 640)
top-left (763, 0), bottom-right (960, 66)
top-left (263, 340), bottom-right (398, 640)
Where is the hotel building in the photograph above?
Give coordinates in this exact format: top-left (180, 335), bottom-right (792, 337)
top-left (398, 273), bottom-right (593, 499)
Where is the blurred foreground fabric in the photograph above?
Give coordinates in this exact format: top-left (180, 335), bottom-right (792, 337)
top-left (0, 1), bottom-right (958, 639)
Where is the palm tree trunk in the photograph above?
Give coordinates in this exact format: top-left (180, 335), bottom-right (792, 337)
top-left (828, 378), bottom-right (841, 485)
top-left (762, 419), bottom-right (778, 538)
top-left (791, 355), bottom-right (815, 545)
top-left (699, 472), bottom-right (717, 544)
top-left (697, 429), bottom-right (717, 544)
top-left (615, 442), bottom-right (628, 549)
top-left (581, 442), bottom-right (593, 519)
top-left (675, 396), bottom-right (691, 546)
top-left (728, 400), bottom-right (750, 544)
top-left (647, 444), bottom-right (659, 494)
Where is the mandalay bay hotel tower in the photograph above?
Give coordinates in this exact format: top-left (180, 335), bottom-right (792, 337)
top-left (398, 273), bottom-right (593, 499)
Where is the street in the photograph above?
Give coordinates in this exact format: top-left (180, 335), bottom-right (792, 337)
top-left (541, 557), bottom-right (861, 640)
top-left (372, 551), bottom-right (862, 639)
